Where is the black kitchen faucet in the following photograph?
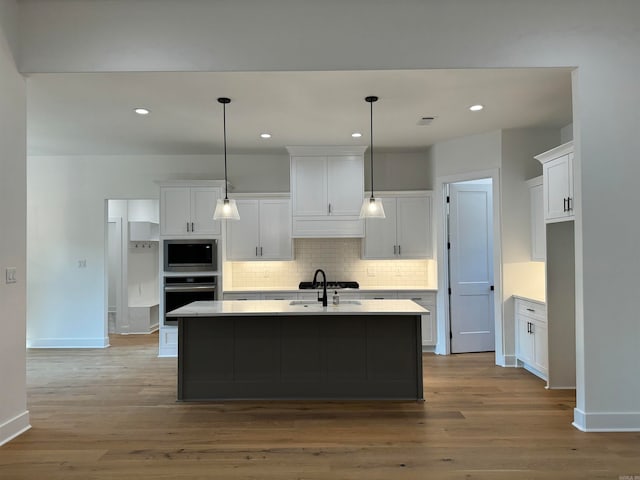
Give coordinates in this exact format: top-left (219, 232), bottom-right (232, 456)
top-left (312, 269), bottom-right (328, 307)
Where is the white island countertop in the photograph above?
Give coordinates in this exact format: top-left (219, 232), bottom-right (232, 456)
top-left (166, 299), bottom-right (429, 317)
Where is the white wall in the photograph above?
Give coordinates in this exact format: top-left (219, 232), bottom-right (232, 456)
top-left (0, 0), bottom-right (30, 445)
top-left (13, 0), bottom-right (640, 431)
top-left (432, 131), bottom-right (502, 179)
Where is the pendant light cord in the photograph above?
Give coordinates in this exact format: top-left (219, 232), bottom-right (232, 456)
top-left (222, 101), bottom-right (228, 200)
top-left (369, 98), bottom-right (374, 199)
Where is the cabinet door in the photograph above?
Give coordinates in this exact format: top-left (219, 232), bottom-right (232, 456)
top-left (543, 154), bottom-right (571, 221)
top-left (226, 200), bottom-right (260, 260)
top-left (327, 155), bottom-right (364, 216)
top-left (530, 183), bottom-right (546, 261)
top-left (160, 187), bottom-right (190, 235)
top-left (190, 187), bottom-right (221, 235)
top-left (516, 314), bottom-right (535, 365)
top-left (398, 292), bottom-right (436, 346)
top-left (291, 156), bottom-right (328, 216)
top-left (259, 199), bottom-right (293, 260)
top-left (363, 197), bottom-right (397, 259)
top-left (396, 196), bottom-right (432, 259)
top-left (532, 320), bottom-right (548, 375)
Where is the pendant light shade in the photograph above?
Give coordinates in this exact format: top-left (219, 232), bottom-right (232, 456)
top-left (213, 97), bottom-right (240, 221)
top-left (360, 96), bottom-right (385, 219)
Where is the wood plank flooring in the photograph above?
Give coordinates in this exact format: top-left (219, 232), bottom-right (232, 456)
top-left (1, 332), bottom-right (638, 479)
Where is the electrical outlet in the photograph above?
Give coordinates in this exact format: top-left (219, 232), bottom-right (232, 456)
top-left (5, 267), bottom-right (17, 284)
top-left (78, 259), bottom-right (87, 268)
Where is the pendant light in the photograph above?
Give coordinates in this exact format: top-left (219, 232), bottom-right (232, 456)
top-left (359, 96), bottom-right (386, 219)
top-left (213, 97), bottom-right (240, 221)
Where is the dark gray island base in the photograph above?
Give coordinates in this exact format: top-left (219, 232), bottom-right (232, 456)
top-left (175, 304), bottom-right (424, 401)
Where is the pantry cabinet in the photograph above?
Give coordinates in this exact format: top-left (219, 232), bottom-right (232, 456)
top-left (515, 297), bottom-right (548, 381)
top-left (362, 192), bottom-right (432, 259)
top-left (159, 183), bottom-right (223, 236)
top-left (226, 197), bottom-right (293, 261)
top-left (288, 146), bottom-right (366, 238)
top-left (535, 141), bottom-right (574, 223)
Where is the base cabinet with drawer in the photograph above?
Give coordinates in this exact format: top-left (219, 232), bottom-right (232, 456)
top-left (515, 297), bottom-right (548, 381)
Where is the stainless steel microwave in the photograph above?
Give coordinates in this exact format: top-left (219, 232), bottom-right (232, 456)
top-left (163, 239), bottom-right (217, 272)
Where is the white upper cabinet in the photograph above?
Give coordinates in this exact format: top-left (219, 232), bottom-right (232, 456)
top-left (226, 197), bottom-right (292, 261)
top-left (527, 176), bottom-right (546, 261)
top-left (363, 192), bottom-right (432, 259)
top-left (159, 182), bottom-right (223, 236)
top-left (288, 146), bottom-right (366, 238)
top-left (535, 141), bottom-right (574, 223)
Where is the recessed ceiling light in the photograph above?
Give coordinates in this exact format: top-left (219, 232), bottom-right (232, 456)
top-left (260, 133), bottom-right (272, 139)
top-left (469, 104), bottom-right (484, 112)
top-left (351, 132), bottom-right (362, 138)
top-left (134, 107), bottom-right (150, 115)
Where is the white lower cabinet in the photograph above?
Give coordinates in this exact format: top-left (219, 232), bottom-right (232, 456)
top-left (515, 297), bottom-right (548, 380)
top-left (397, 292), bottom-right (436, 348)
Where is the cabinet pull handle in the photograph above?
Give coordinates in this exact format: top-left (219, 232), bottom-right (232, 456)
top-left (526, 308), bottom-right (535, 312)
top-left (398, 245), bottom-right (401, 255)
top-left (393, 245), bottom-right (397, 255)
top-left (563, 198), bottom-right (567, 212)
top-left (530, 323), bottom-right (534, 334)
top-left (256, 246), bottom-right (259, 257)
top-left (527, 322), bottom-right (531, 334)
top-left (191, 222), bottom-right (195, 232)
top-left (186, 221), bottom-right (190, 232)
top-left (260, 246), bottom-right (263, 256)
top-left (567, 197), bottom-right (572, 211)
top-left (411, 298), bottom-right (422, 301)
top-left (328, 203), bottom-right (332, 214)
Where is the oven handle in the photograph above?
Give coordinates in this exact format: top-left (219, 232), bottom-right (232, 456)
top-left (164, 285), bottom-right (216, 292)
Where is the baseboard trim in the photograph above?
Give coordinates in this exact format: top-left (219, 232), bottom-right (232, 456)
top-left (501, 354), bottom-right (517, 367)
top-left (27, 336), bottom-right (110, 348)
top-left (0, 411), bottom-right (31, 446)
top-left (573, 408), bottom-right (640, 432)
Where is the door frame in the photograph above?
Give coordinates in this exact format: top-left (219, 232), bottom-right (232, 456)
top-left (435, 168), bottom-right (504, 365)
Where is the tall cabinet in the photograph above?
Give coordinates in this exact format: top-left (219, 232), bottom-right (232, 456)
top-left (157, 180), bottom-right (225, 358)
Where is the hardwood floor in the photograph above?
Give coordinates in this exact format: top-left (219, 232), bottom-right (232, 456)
top-left (1, 333), bottom-right (638, 479)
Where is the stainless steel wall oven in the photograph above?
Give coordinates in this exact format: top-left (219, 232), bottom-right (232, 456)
top-left (163, 275), bottom-right (216, 326)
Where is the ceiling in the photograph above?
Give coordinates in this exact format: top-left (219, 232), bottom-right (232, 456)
top-left (26, 68), bottom-right (573, 156)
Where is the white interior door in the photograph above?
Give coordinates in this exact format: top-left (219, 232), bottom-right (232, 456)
top-left (448, 181), bottom-right (495, 353)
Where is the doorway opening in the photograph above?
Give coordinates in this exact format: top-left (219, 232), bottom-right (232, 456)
top-left (106, 199), bottom-right (160, 336)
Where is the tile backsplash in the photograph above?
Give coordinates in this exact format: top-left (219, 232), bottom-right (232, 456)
top-left (228, 238), bottom-right (432, 289)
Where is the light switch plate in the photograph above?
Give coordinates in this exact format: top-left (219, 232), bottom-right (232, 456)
top-left (6, 267), bottom-right (17, 284)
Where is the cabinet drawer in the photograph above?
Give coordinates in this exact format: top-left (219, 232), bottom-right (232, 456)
top-left (223, 293), bottom-right (261, 301)
top-left (397, 291), bottom-right (436, 304)
top-left (516, 299), bottom-right (546, 322)
top-left (359, 292), bottom-right (398, 300)
top-left (262, 293), bottom-right (297, 300)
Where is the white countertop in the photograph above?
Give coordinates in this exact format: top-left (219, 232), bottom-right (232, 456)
top-left (166, 299), bottom-right (429, 317)
top-left (513, 294), bottom-right (546, 304)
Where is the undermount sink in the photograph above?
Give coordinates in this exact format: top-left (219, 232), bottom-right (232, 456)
top-left (288, 300), bottom-right (362, 307)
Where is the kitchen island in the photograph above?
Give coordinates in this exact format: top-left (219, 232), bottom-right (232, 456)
top-left (167, 299), bottom-right (428, 401)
